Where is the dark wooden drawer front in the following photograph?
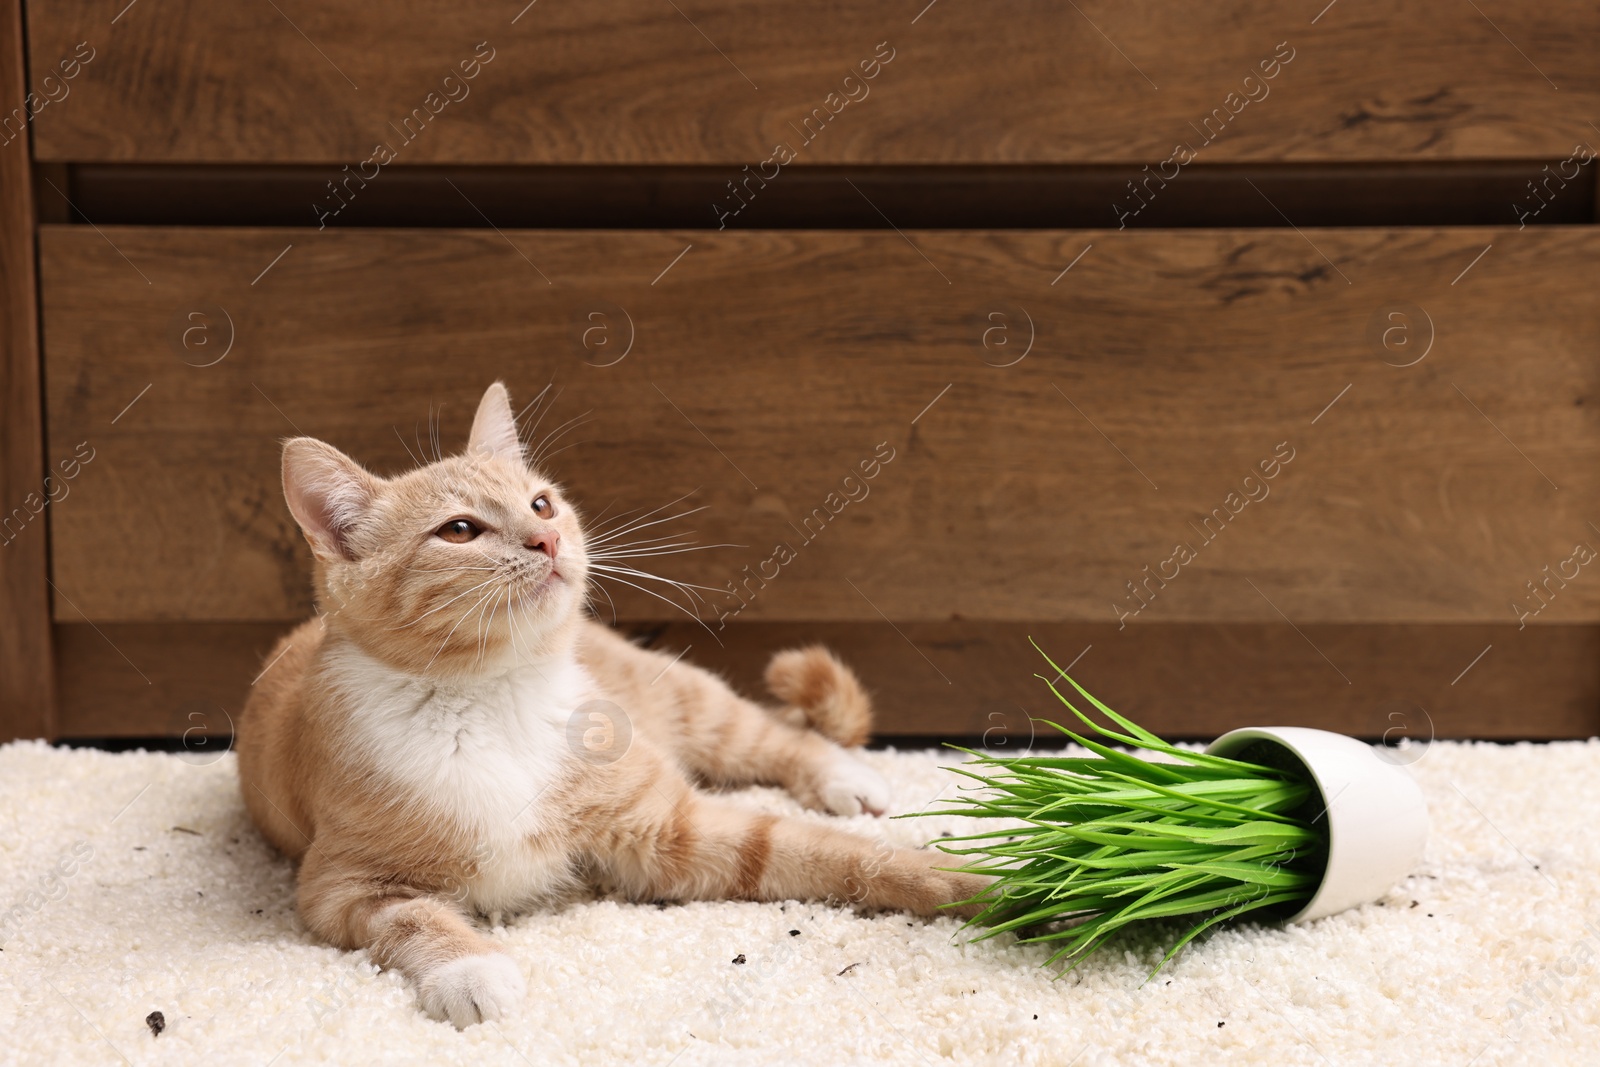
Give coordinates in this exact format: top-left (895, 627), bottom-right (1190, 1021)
top-left (26, 1), bottom-right (1600, 164)
top-left (40, 225), bottom-right (1598, 626)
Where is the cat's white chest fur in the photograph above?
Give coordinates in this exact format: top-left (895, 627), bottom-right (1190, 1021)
top-left (324, 643), bottom-right (589, 911)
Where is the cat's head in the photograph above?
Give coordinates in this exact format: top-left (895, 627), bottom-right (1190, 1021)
top-left (281, 382), bottom-right (589, 675)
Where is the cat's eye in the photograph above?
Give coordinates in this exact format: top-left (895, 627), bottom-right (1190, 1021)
top-left (436, 519), bottom-right (481, 543)
top-left (532, 494), bottom-right (556, 518)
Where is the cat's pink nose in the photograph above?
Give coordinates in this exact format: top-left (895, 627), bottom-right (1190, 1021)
top-left (525, 529), bottom-right (560, 559)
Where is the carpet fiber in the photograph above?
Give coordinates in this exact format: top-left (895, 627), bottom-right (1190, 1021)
top-left (0, 738), bottom-right (1596, 1066)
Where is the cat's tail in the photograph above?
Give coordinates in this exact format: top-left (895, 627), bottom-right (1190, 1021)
top-left (764, 646), bottom-right (873, 748)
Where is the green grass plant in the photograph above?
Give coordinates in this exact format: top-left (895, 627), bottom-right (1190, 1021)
top-left (913, 641), bottom-right (1326, 975)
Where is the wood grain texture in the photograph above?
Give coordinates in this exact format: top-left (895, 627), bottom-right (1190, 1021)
top-left (26, 1), bottom-right (1600, 166)
top-left (53, 621), bottom-right (1599, 741)
top-left (54, 622), bottom-right (284, 741)
top-left (32, 163), bottom-right (71, 223)
top-left (0, 0), bottom-right (54, 742)
top-left (38, 225), bottom-right (1600, 628)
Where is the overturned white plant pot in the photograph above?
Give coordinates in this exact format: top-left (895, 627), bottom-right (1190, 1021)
top-left (1206, 726), bottom-right (1430, 923)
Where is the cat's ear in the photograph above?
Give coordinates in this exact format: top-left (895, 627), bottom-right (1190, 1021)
top-left (467, 381), bottom-right (524, 464)
top-left (282, 438), bottom-right (377, 561)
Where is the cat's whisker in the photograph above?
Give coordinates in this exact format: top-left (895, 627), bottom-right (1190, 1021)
top-left (421, 582), bottom-right (502, 674)
top-left (584, 496), bottom-right (625, 532)
top-left (588, 499), bottom-right (703, 540)
top-left (388, 576), bottom-right (502, 631)
top-left (589, 557), bottom-right (714, 582)
top-left (585, 565), bottom-right (720, 613)
top-left (588, 531), bottom-right (700, 552)
top-left (587, 570), bottom-right (723, 647)
top-left (587, 562), bottom-right (722, 599)
top-left (471, 581), bottom-right (495, 668)
top-left (533, 438), bottom-right (589, 470)
top-left (529, 406), bottom-right (591, 452)
top-left (516, 382), bottom-right (559, 441)
top-left (586, 490), bottom-right (701, 541)
top-left (587, 532), bottom-right (706, 553)
top-left (529, 411), bottom-right (594, 470)
top-left (471, 591), bottom-right (489, 669)
top-left (585, 578), bottom-right (620, 626)
top-left (589, 505), bottom-right (710, 546)
top-left (514, 381), bottom-right (554, 425)
top-left (510, 588), bottom-right (544, 659)
top-left (469, 550), bottom-right (509, 574)
top-left (589, 542), bottom-right (742, 561)
top-left (527, 411), bottom-right (590, 466)
top-left (503, 590), bottom-right (528, 658)
top-left (585, 501), bottom-right (652, 539)
top-left (414, 419), bottom-right (430, 472)
top-left (494, 586), bottom-right (518, 659)
top-left (588, 567), bottom-right (717, 625)
top-left (475, 585), bottom-right (508, 671)
top-left (588, 549), bottom-right (699, 565)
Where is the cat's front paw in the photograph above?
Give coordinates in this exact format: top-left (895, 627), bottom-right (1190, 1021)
top-left (807, 753), bottom-right (891, 817)
top-left (418, 952), bottom-right (525, 1029)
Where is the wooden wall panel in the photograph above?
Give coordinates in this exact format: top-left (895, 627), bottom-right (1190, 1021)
top-left (0, 0), bottom-right (54, 741)
top-left (26, 1), bottom-right (1600, 165)
top-left (670, 622), bottom-right (1600, 740)
top-left (38, 225), bottom-right (1600, 629)
top-left (54, 621), bottom-right (1599, 740)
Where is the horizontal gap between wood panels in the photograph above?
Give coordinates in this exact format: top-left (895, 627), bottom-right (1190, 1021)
top-left (50, 621), bottom-right (1600, 743)
top-left (47, 734), bottom-right (1559, 753)
top-left (37, 161), bottom-right (1597, 230)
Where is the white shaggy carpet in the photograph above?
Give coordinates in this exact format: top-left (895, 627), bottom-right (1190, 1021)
top-left (1, 739), bottom-right (1597, 1066)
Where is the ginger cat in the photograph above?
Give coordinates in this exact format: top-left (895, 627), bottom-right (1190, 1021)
top-left (237, 383), bottom-right (986, 1028)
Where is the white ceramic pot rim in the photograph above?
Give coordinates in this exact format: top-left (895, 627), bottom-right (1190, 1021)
top-left (1205, 726), bottom-right (1429, 923)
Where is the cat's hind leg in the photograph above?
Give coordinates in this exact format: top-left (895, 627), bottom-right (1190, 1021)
top-left (658, 663), bottom-right (890, 816)
top-left (581, 626), bottom-right (890, 815)
top-left (586, 748), bottom-right (989, 917)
